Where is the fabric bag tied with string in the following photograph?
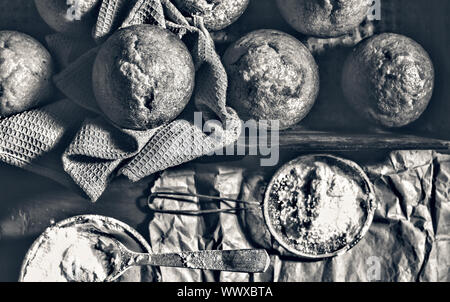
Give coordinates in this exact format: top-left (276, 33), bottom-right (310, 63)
top-left (0, 0), bottom-right (242, 202)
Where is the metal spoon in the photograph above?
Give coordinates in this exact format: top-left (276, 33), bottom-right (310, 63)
top-left (100, 238), bottom-right (271, 282)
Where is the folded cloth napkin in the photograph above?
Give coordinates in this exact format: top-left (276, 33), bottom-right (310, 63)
top-left (0, 99), bottom-right (88, 191)
top-left (45, 33), bottom-right (97, 70)
top-left (0, 0), bottom-right (242, 201)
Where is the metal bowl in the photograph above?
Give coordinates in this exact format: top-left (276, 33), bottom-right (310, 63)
top-left (263, 154), bottom-right (377, 259)
top-left (19, 215), bottom-right (159, 282)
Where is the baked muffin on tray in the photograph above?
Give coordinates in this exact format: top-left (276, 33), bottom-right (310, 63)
top-left (222, 29), bottom-right (319, 130)
top-left (92, 25), bottom-right (195, 130)
top-left (0, 31), bottom-right (53, 117)
top-left (173, 0), bottom-right (249, 31)
top-left (35, 0), bottom-right (101, 36)
top-left (342, 33), bottom-right (435, 128)
top-left (276, 0), bottom-right (372, 38)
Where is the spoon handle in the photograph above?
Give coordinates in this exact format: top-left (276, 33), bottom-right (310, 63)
top-left (131, 249), bottom-right (271, 273)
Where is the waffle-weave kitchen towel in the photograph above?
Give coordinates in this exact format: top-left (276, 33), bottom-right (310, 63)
top-left (0, 0), bottom-right (242, 201)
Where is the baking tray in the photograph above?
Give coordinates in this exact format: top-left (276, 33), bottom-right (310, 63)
top-left (2, 0), bottom-right (450, 152)
top-left (220, 0), bottom-right (450, 151)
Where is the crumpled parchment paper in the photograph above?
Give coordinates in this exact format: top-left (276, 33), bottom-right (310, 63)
top-left (147, 150), bottom-right (449, 282)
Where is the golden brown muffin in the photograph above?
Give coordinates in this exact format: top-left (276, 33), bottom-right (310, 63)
top-left (34, 0), bottom-right (101, 36)
top-left (223, 29), bottom-right (319, 130)
top-left (173, 0), bottom-right (249, 31)
top-left (276, 0), bottom-right (371, 37)
top-left (342, 33), bottom-right (435, 128)
top-left (92, 25), bottom-right (195, 130)
top-left (0, 31), bottom-right (53, 117)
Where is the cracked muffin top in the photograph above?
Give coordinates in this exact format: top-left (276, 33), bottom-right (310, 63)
top-left (223, 29), bottom-right (319, 130)
top-left (173, 0), bottom-right (249, 31)
top-left (0, 30), bottom-right (53, 117)
top-left (276, 0), bottom-right (371, 37)
top-left (35, 0), bottom-right (101, 36)
top-left (92, 25), bottom-right (195, 130)
top-left (342, 33), bottom-right (435, 128)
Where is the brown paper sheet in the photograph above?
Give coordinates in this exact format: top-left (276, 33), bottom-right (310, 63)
top-left (147, 150), bottom-right (449, 282)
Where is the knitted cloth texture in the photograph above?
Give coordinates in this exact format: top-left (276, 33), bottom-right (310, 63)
top-left (0, 0), bottom-right (241, 201)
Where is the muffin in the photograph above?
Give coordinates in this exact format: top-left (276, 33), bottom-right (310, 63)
top-left (264, 155), bottom-right (375, 258)
top-left (223, 29), bottom-right (319, 130)
top-left (34, 0), bottom-right (101, 36)
top-left (342, 33), bottom-right (435, 128)
top-left (173, 0), bottom-right (249, 31)
top-left (92, 25), bottom-right (195, 130)
top-left (276, 0), bottom-right (371, 37)
top-left (0, 31), bottom-right (53, 117)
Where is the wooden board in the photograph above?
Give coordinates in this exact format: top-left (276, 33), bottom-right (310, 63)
top-left (239, 131), bottom-right (450, 151)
